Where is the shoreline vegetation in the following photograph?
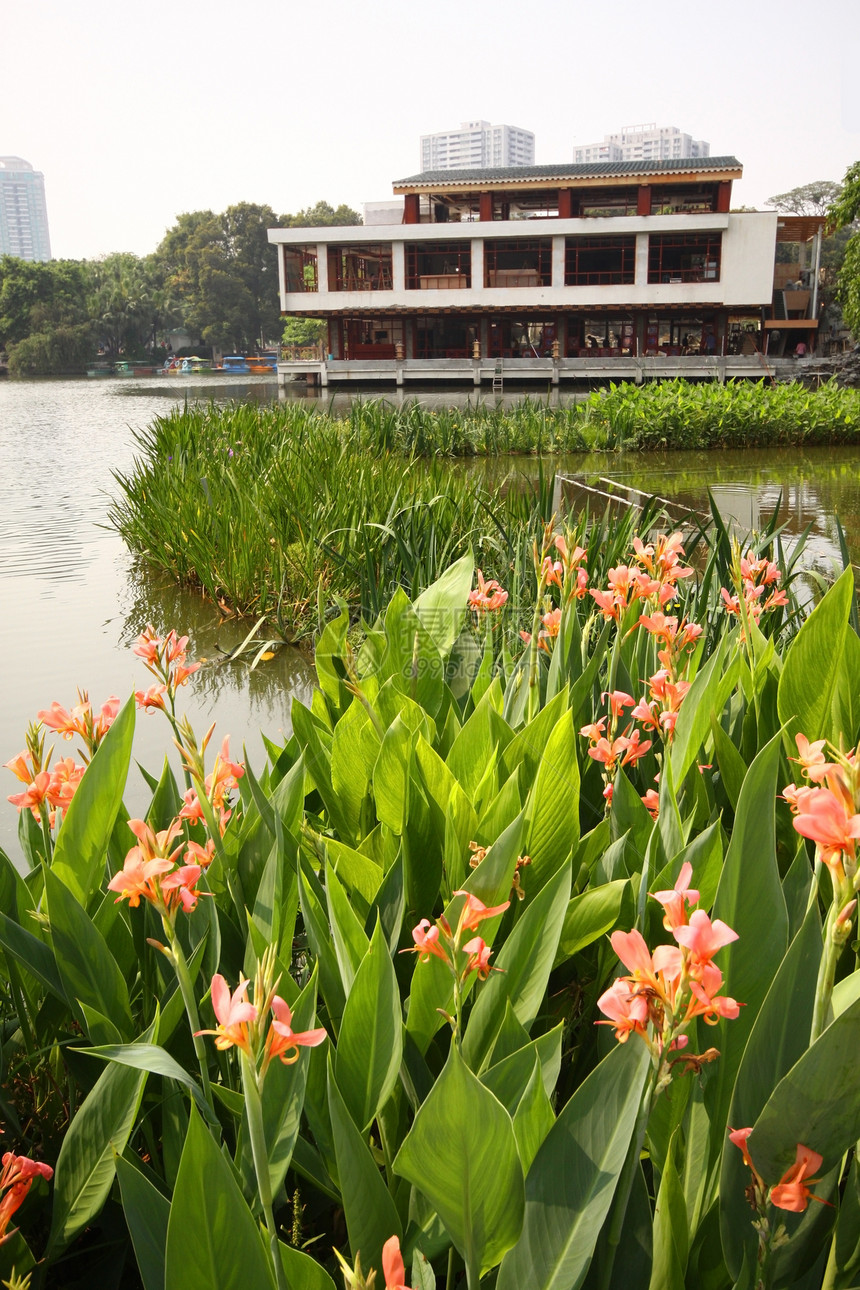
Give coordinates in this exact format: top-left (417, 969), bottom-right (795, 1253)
top-left (111, 381), bottom-right (860, 628)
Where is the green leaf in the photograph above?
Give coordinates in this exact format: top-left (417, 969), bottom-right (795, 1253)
top-left (394, 1044), bottom-right (524, 1281)
top-left (720, 904), bottom-right (822, 1279)
top-left (0, 909), bottom-right (65, 1001)
top-left (482, 1025), bottom-right (564, 1112)
top-left (299, 858), bottom-right (346, 1026)
top-left (82, 1041), bottom-right (212, 1122)
top-left (496, 1039), bottom-right (650, 1290)
top-left (48, 1022), bottom-right (153, 1254)
top-left (335, 918), bottom-right (403, 1132)
top-left (512, 1056), bottom-right (555, 1175)
top-left (52, 695), bottom-right (135, 906)
top-left (164, 1106), bottom-right (276, 1290)
top-left (670, 635), bottom-right (736, 786)
top-left (373, 714), bottom-right (413, 835)
top-left (704, 732), bottom-right (788, 1161)
top-left (524, 710), bottom-right (580, 893)
top-left (46, 869), bottom-right (133, 1040)
top-left (463, 863), bottom-right (571, 1071)
top-left (278, 1242), bottom-right (337, 1290)
top-left (555, 879), bottom-right (628, 966)
top-left (259, 968), bottom-right (321, 1195)
top-left (648, 1131), bottom-right (688, 1290)
top-left (748, 994), bottom-right (860, 1184)
top-left (778, 566), bottom-right (854, 743)
top-left (327, 1060), bottom-right (402, 1276)
top-left (326, 861), bottom-right (370, 996)
top-left (116, 1156), bottom-right (170, 1290)
top-left (413, 551), bottom-right (473, 657)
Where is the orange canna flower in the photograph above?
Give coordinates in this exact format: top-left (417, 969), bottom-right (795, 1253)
top-left (382, 1234), bottom-right (409, 1290)
top-left (769, 1144), bottom-right (828, 1213)
top-left (107, 854), bottom-right (174, 908)
top-left (462, 936), bottom-right (495, 980)
top-left (452, 891), bottom-right (510, 931)
top-left (0, 1151), bottom-right (53, 1246)
top-left (407, 919), bottom-right (450, 966)
top-left (651, 861), bottom-right (700, 931)
top-left (265, 996), bottom-right (327, 1067)
top-left (195, 974), bottom-right (258, 1056)
top-left (596, 978), bottom-right (650, 1043)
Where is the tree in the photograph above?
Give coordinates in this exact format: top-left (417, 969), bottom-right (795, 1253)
top-left (0, 257), bottom-right (90, 349)
top-left (286, 200), bottom-right (361, 228)
top-left (829, 161), bottom-right (860, 338)
top-left (765, 180), bottom-right (843, 216)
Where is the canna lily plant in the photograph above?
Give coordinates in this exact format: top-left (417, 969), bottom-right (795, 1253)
top-left (1, 521), bottom-right (860, 1290)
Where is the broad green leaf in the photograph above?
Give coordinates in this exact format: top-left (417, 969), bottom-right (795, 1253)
top-left (394, 1044), bottom-right (524, 1281)
top-left (832, 623), bottom-right (860, 748)
top-left (326, 837), bottom-right (383, 910)
top-left (298, 858), bottom-right (346, 1026)
top-left (711, 716), bottom-right (747, 811)
top-left (331, 700), bottom-right (377, 844)
top-left (832, 1152), bottom-right (860, 1288)
top-left (335, 918), bottom-right (403, 1132)
top-left (381, 588), bottom-right (445, 719)
top-left (292, 700), bottom-right (353, 839)
top-left (512, 1056), bottom-right (555, 1175)
top-left (524, 709), bottom-right (580, 892)
top-left (670, 635), bottom-right (736, 785)
top-left (648, 1131), bottom-right (688, 1290)
top-left (278, 1242), bottom-right (337, 1290)
top-left (116, 1156), bottom-right (169, 1290)
top-left (326, 861), bottom-right (370, 995)
top-left (720, 904), bottom-right (821, 1278)
top-left (463, 863), bottom-right (571, 1071)
top-left (482, 1024), bottom-right (564, 1111)
top-left (413, 552), bottom-right (473, 657)
top-left (52, 695), bottom-right (135, 906)
top-left (704, 732), bottom-right (788, 1160)
top-left (82, 1041), bottom-right (212, 1122)
top-left (778, 566), bottom-right (854, 743)
top-left (259, 968), bottom-right (321, 1195)
top-left (501, 688), bottom-right (569, 783)
top-left (327, 1061), bottom-right (402, 1276)
top-left (164, 1107), bottom-right (276, 1290)
top-left (497, 1039), bottom-right (650, 1290)
top-left (555, 879), bottom-right (628, 967)
top-left (78, 1002), bottom-right (122, 1046)
top-left (0, 909), bottom-right (64, 1001)
top-left (748, 994), bottom-right (860, 1184)
top-left (373, 714), bottom-right (413, 835)
top-left (46, 869), bottom-right (133, 1039)
top-left (48, 1023), bottom-right (153, 1254)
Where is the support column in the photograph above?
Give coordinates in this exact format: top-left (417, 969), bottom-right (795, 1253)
top-left (479, 191), bottom-right (493, 222)
top-left (471, 238), bottom-right (484, 289)
top-left (392, 242), bottom-right (406, 292)
top-left (637, 185), bottom-right (652, 216)
top-left (551, 235), bottom-right (565, 288)
top-left (404, 194), bottom-right (420, 224)
top-left (716, 182), bottom-right (732, 213)
top-left (316, 244), bottom-right (329, 293)
top-left (558, 189), bottom-right (573, 219)
top-left (634, 233), bottom-right (649, 285)
top-left (480, 317), bottom-right (489, 357)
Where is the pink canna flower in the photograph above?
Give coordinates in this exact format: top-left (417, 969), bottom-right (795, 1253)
top-left (604, 690), bottom-right (635, 719)
top-left (135, 684), bottom-right (167, 712)
top-left (107, 853), bottom-right (174, 908)
top-left (468, 570), bottom-right (509, 614)
top-left (651, 861), bottom-right (700, 931)
top-left (37, 699), bottom-right (88, 739)
top-left (590, 587), bottom-right (622, 620)
top-left (620, 728), bottom-right (652, 768)
top-left (408, 919), bottom-right (450, 966)
top-left (7, 771), bottom-right (51, 817)
top-left (4, 751), bottom-right (33, 785)
top-left (453, 891), bottom-right (510, 931)
top-left (769, 1144), bottom-right (828, 1213)
top-left (728, 1126), bottom-right (756, 1170)
top-left (462, 936), bottom-right (495, 980)
top-left (265, 996), bottom-right (327, 1067)
top-left (641, 788), bottom-right (660, 819)
top-left (793, 789), bottom-right (860, 873)
top-left (195, 974), bottom-right (258, 1056)
top-left (160, 864), bottom-right (204, 914)
top-left (596, 978), bottom-right (650, 1042)
top-left (673, 909), bottom-right (738, 963)
top-left (382, 1235), bottom-right (409, 1290)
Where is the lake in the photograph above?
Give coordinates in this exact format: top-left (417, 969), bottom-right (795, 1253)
top-left (1, 373), bottom-right (857, 862)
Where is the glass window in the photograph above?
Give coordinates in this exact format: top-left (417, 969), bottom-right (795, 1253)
top-left (565, 237), bottom-right (635, 285)
top-left (484, 239), bottom-right (552, 287)
top-left (648, 233), bottom-right (722, 283)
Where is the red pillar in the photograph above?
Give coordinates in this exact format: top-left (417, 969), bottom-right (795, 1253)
top-left (404, 194), bottom-right (420, 224)
top-left (716, 182), bottom-right (732, 213)
top-left (479, 191), bottom-right (493, 221)
top-left (637, 185), bottom-right (652, 216)
top-left (558, 188), bottom-right (573, 219)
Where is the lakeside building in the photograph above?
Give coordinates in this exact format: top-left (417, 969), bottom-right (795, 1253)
top-left (268, 156), bottom-right (822, 387)
top-left (420, 121), bottom-right (535, 172)
top-left (0, 157), bottom-right (51, 262)
top-left (573, 125), bottom-right (709, 165)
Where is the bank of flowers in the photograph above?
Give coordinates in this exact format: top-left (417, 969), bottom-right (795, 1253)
top-left (2, 525), bottom-right (860, 1289)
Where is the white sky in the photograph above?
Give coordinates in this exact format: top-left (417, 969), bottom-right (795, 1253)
top-left (3, 0), bottom-right (859, 261)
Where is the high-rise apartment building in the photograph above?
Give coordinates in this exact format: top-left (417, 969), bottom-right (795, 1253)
top-left (420, 121), bottom-right (535, 171)
top-left (573, 125), bottom-right (709, 166)
top-left (0, 157), bottom-right (52, 261)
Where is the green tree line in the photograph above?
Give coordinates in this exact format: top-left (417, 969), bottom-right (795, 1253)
top-left (0, 199), bottom-right (360, 375)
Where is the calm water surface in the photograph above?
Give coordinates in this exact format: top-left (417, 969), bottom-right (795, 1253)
top-left (1, 374), bottom-right (858, 861)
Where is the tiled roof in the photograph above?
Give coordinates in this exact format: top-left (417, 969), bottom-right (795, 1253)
top-left (394, 157), bottom-right (742, 187)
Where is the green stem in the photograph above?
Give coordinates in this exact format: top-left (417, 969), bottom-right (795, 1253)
top-left (38, 802), bottom-right (53, 870)
top-left (810, 904), bottom-right (843, 1044)
top-left (241, 1053), bottom-right (289, 1290)
top-left (597, 1055), bottom-right (659, 1290)
top-left (165, 922), bottom-right (213, 1108)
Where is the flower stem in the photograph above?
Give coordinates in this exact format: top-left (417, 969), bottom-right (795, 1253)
top-left (241, 1052), bottom-right (289, 1290)
top-left (810, 904), bottom-right (843, 1045)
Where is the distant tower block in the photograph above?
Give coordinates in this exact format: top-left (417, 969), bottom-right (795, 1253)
top-left (0, 157), bottom-right (52, 261)
top-left (420, 121), bottom-right (535, 171)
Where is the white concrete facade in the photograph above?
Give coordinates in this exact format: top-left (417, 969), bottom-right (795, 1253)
top-left (420, 121), bottom-right (535, 171)
top-left (268, 212), bottom-right (778, 316)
